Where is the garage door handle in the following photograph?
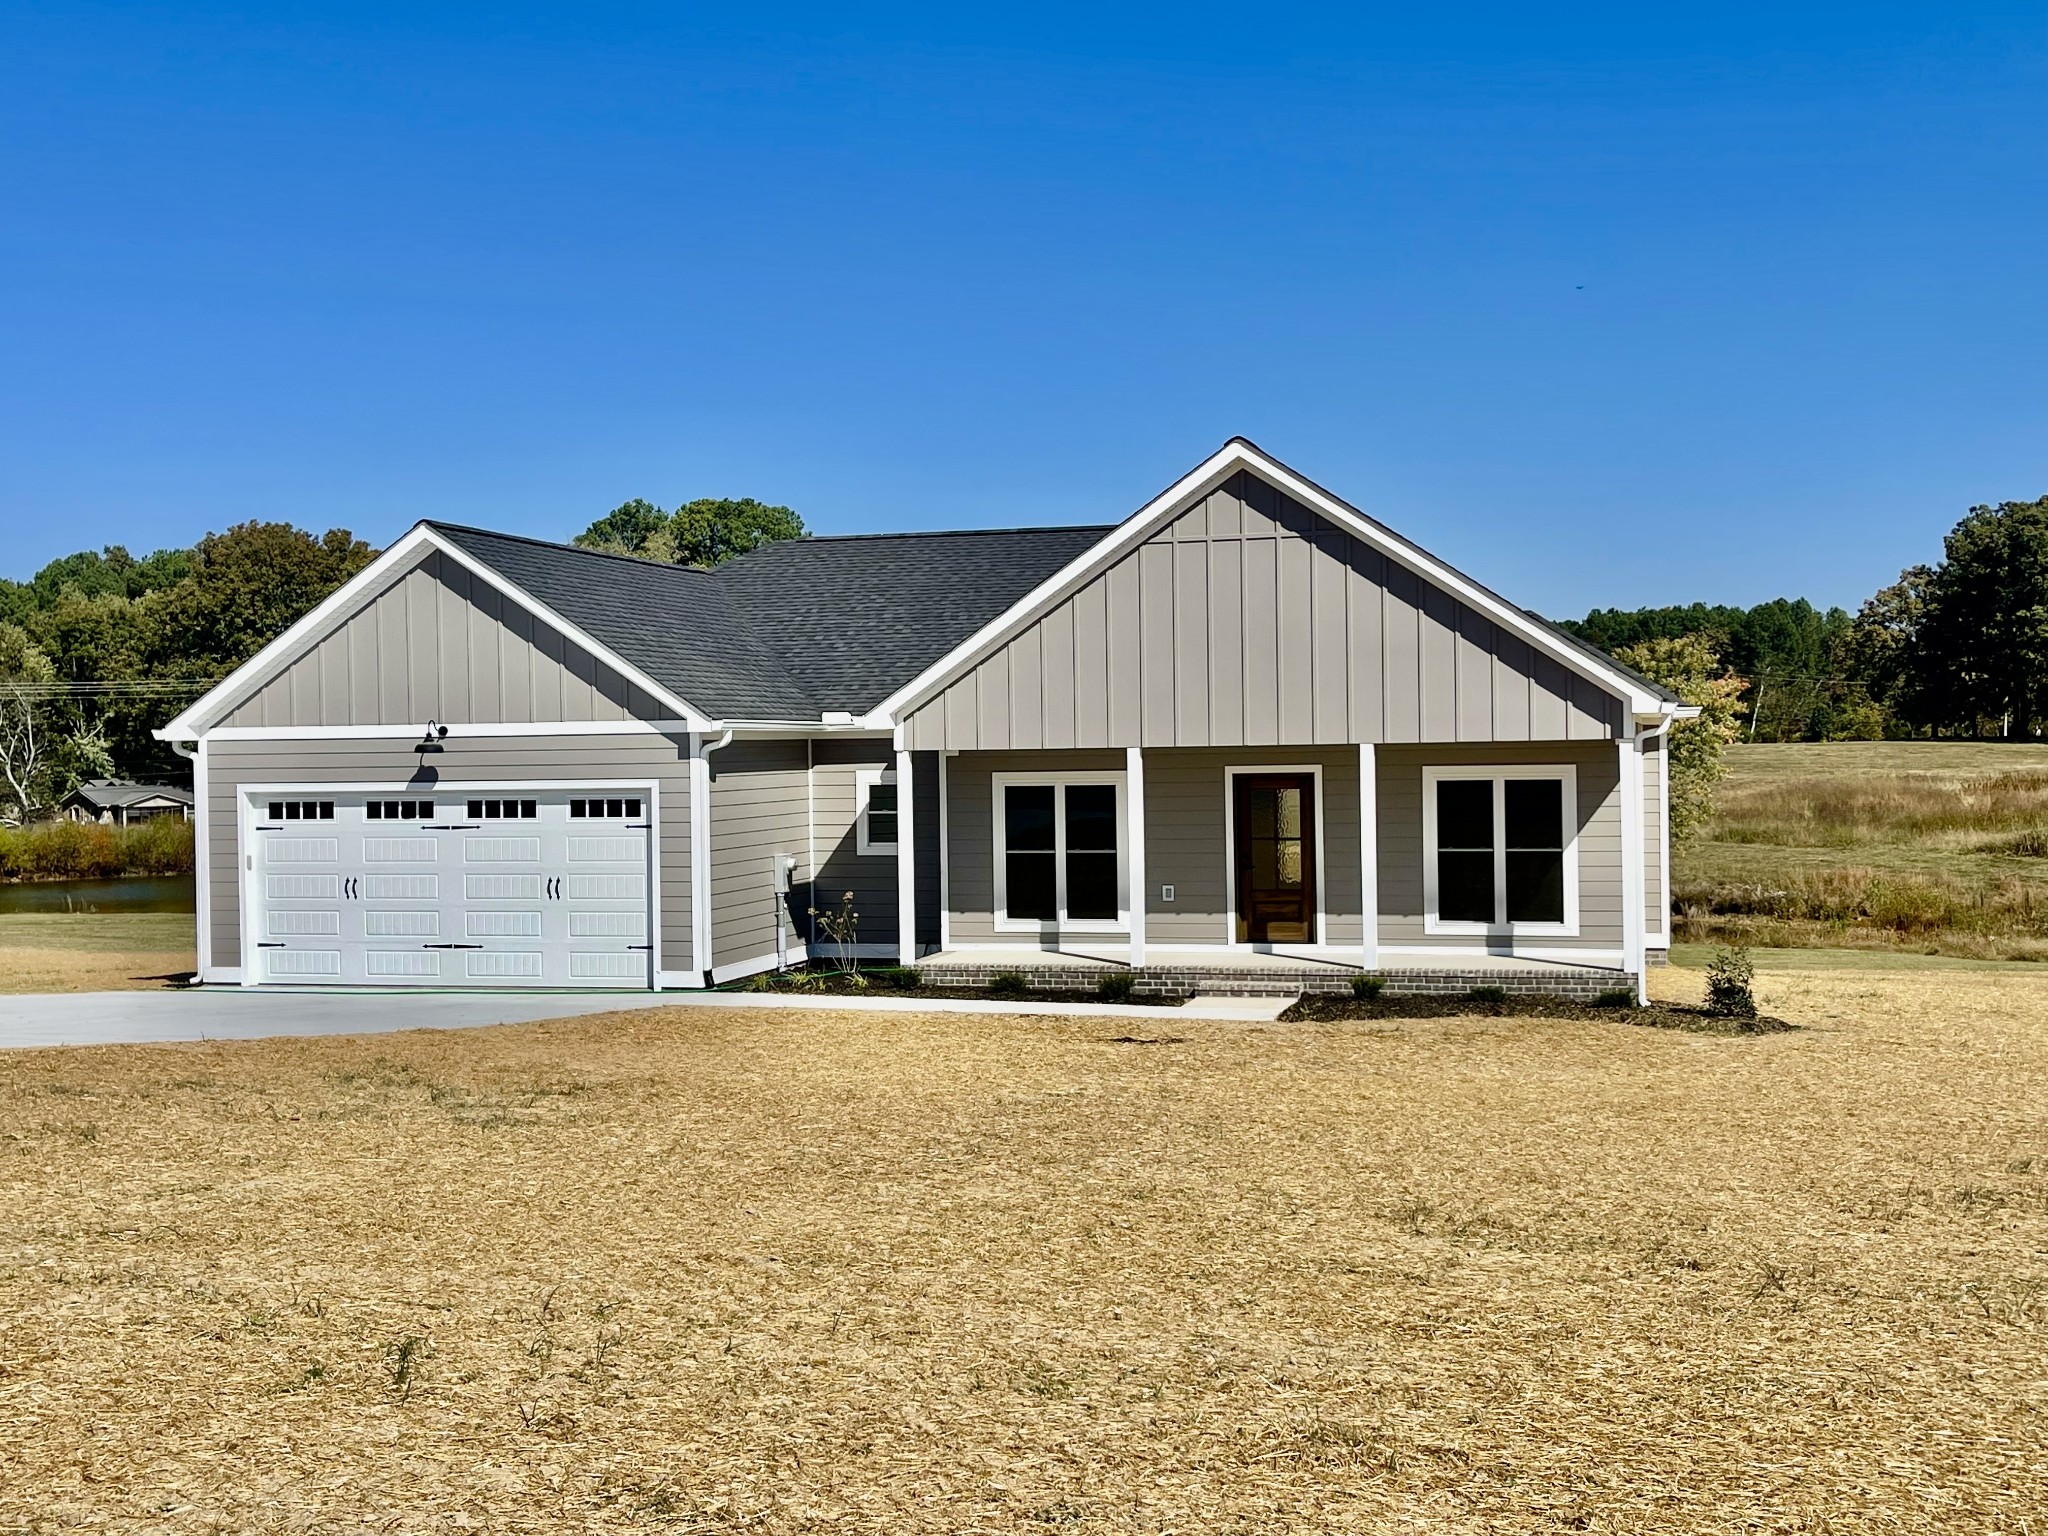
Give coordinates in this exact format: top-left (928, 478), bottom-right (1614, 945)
top-left (423, 943), bottom-right (482, 950)
top-left (255, 942), bottom-right (285, 949)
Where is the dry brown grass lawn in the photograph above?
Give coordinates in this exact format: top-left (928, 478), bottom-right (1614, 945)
top-left (0, 913), bottom-right (194, 993)
top-left (5, 970), bottom-right (2047, 1532)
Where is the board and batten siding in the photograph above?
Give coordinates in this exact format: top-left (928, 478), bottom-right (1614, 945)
top-left (221, 548), bottom-right (673, 729)
top-left (904, 470), bottom-right (1623, 752)
top-left (205, 733), bottom-right (692, 974)
top-left (1376, 742), bottom-right (1622, 953)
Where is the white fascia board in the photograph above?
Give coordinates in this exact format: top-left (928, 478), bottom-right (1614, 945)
top-left (157, 525), bottom-right (713, 740)
top-left (865, 439), bottom-right (1670, 725)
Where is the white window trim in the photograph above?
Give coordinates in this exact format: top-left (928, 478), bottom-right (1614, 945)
top-left (1422, 764), bottom-right (1580, 938)
top-left (991, 771), bottom-right (1129, 934)
top-left (855, 765), bottom-right (899, 856)
top-left (1221, 763), bottom-right (1328, 950)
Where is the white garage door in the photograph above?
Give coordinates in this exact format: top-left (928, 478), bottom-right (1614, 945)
top-left (249, 789), bottom-right (653, 988)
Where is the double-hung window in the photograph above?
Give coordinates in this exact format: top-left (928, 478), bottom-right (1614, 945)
top-left (855, 767), bottom-right (898, 855)
top-left (994, 774), bottom-right (1125, 928)
top-left (1423, 766), bottom-right (1577, 934)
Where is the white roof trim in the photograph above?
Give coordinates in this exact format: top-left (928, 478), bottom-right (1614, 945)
top-left (864, 438), bottom-right (1669, 724)
top-left (156, 525), bottom-right (712, 740)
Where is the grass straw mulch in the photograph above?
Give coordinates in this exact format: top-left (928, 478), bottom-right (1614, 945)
top-left (4, 966), bottom-right (2047, 1530)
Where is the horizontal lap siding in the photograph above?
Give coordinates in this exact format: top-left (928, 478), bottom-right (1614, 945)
top-left (1645, 735), bottom-right (1667, 940)
top-left (709, 740), bottom-right (810, 970)
top-left (1142, 747), bottom-right (1363, 946)
top-left (1376, 742), bottom-right (1620, 951)
top-left (905, 470), bottom-right (1622, 751)
top-left (810, 740), bottom-right (896, 947)
top-left (206, 733), bottom-right (692, 974)
top-left (223, 550), bottom-right (666, 729)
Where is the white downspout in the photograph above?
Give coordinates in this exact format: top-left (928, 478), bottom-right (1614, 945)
top-left (692, 729), bottom-right (732, 987)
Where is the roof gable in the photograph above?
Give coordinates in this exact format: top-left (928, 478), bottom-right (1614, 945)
top-left (873, 439), bottom-right (1679, 728)
top-left (899, 467), bottom-right (1629, 750)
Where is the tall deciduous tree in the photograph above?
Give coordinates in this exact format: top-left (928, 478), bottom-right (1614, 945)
top-left (1908, 497), bottom-right (2048, 736)
top-left (573, 497), bottom-right (805, 568)
top-left (145, 522), bottom-right (377, 674)
top-left (1611, 634), bottom-right (1746, 844)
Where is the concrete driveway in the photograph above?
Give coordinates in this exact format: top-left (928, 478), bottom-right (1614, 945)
top-left (0, 984), bottom-right (1279, 1050)
top-left (0, 988), bottom-right (684, 1051)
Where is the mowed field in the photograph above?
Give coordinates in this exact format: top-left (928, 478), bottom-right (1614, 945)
top-left (0, 912), bottom-right (194, 993)
top-left (1677, 741), bottom-right (2048, 959)
top-left (5, 971), bottom-right (2046, 1532)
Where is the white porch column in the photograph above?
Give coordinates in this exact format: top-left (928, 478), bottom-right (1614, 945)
top-left (1126, 746), bottom-right (1146, 968)
top-left (1619, 731), bottom-right (1647, 1004)
top-left (1357, 742), bottom-right (1378, 970)
top-left (896, 744), bottom-right (917, 966)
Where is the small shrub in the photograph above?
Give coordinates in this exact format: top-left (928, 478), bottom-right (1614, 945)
top-left (1705, 946), bottom-right (1758, 1018)
top-left (986, 971), bottom-right (1030, 997)
top-left (1593, 988), bottom-right (1639, 1009)
top-left (1097, 971), bottom-right (1136, 1003)
top-left (1351, 974), bottom-right (1386, 1000)
top-left (1465, 985), bottom-right (1508, 1004)
top-left (870, 965), bottom-right (923, 990)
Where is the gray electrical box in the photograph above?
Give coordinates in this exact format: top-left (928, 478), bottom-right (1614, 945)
top-left (773, 853), bottom-right (799, 894)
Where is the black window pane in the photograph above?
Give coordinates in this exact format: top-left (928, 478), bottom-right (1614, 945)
top-left (418, 803), bottom-right (431, 819)
top-left (608, 799), bottom-right (624, 817)
top-left (624, 799), bottom-right (639, 818)
top-left (268, 802), bottom-right (281, 819)
top-left (523, 800), bottom-right (538, 819)
top-left (867, 812), bottom-right (898, 845)
top-left (869, 782), bottom-right (897, 814)
top-left (1066, 850), bottom-right (1118, 920)
top-left (285, 802), bottom-right (300, 820)
top-left (1065, 785), bottom-right (1118, 851)
top-left (1506, 850), bottom-right (1565, 923)
top-left (367, 802), bottom-right (382, 819)
top-left (1007, 850), bottom-right (1056, 920)
top-left (1439, 850), bottom-right (1494, 924)
top-left (1437, 780), bottom-right (1492, 850)
top-left (319, 803), bottom-right (333, 819)
top-left (1005, 785), bottom-right (1056, 851)
top-left (468, 800), bottom-right (482, 818)
top-left (1505, 779), bottom-right (1563, 851)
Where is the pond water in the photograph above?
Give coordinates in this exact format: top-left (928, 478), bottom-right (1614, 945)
top-left (0, 876), bottom-right (195, 914)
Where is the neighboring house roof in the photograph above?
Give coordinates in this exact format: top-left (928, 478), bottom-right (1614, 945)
top-left (66, 779), bottom-right (194, 810)
top-left (425, 521), bottom-right (1114, 720)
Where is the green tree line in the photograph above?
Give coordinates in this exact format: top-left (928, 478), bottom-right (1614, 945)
top-left (0, 497), bottom-right (802, 823)
top-left (1557, 494), bottom-right (2048, 743)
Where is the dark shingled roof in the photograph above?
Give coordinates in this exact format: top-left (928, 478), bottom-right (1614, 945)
top-left (712, 526), bottom-right (1112, 714)
top-left (428, 521), bottom-right (1112, 720)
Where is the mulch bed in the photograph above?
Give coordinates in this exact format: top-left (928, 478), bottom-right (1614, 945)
top-left (734, 969), bottom-right (1183, 1006)
top-left (1280, 992), bottom-right (1796, 1034)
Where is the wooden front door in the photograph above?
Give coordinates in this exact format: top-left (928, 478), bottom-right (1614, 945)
top-left (1234, 774), bottom-right (1317, 944)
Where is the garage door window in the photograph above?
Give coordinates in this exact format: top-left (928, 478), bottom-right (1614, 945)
top-left (366, 800), bottom-right (433, 820)
top-left (571, 797), bottom-right (641, 818)
top-left (468, 799), bottom-right (538, 819)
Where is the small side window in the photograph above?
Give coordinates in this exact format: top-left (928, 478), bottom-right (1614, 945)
top-left (856, 768), bottom-right (899, 855)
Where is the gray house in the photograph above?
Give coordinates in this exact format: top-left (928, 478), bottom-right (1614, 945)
top-left (60, 779), bottom-right (196, 825)
top-left (158, 440), bottom-right (1692, 1000)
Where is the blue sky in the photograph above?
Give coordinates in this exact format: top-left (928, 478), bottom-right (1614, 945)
top-left (3, 3), bottom-right (2042, 616)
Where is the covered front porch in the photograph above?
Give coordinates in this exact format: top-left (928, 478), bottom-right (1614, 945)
top-left (917, 942), bottom-right (1632, 1000)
